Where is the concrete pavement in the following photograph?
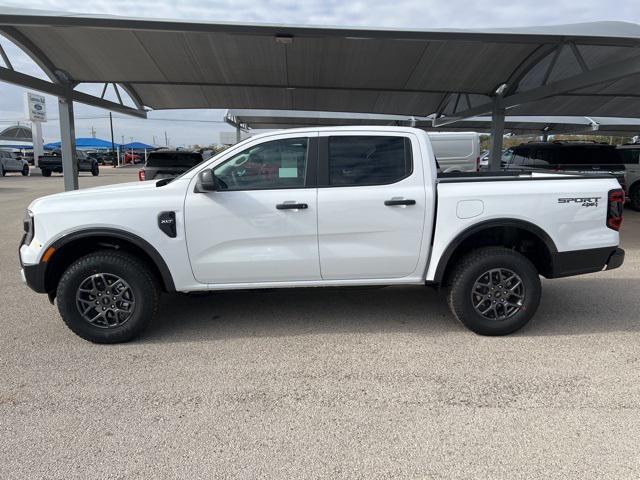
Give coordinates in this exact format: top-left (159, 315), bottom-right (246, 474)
top-left (1, 168), bottom-right (639, 479)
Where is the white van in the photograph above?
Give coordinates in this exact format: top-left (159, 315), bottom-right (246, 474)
top-left (427, 132), bottom-right (480, 172)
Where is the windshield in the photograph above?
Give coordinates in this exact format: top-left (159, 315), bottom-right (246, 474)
top-left (146, 152), bottom-right (203, 168)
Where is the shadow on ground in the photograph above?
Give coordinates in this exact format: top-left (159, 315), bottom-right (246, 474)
top-left (143, 277), bottom-right (640, 343)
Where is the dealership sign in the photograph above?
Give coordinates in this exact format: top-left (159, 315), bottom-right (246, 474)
top-left (24, 92), bottom-right (47, 122)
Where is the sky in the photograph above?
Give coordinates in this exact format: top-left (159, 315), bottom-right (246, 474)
top-left (1, 0), bottom-right (639, 147)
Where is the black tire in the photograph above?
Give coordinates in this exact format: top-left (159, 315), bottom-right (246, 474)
top-left (21, 164), bottom-right (29, 176)
top-left (628, 183), bottom-right (640, 211)
top-left (91, 162), bottom-right (99, 176)
top-left (41, 168), bottom-right (51, 177)
top-left (0, 164), bottom-right (5, 176)
top-left (56, 251), bottom-right (160, 343)
top-left (446, 247), bottom-right (541, 336)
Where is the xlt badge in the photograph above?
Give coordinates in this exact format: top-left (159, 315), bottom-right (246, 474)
top-left (158, 211), bottom-right (177, 237)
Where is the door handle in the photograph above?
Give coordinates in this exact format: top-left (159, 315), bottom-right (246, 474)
top-left (384, 199), bottom-right (416, 206)
top-left (276, 202), bottom-right (308, 210)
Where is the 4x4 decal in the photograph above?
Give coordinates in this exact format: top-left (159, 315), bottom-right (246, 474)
top-left (558, 197), bottom-right (601, 207)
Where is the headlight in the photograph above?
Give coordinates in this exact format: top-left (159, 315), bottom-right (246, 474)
top-left (23, 209), bottom-right (34, 245)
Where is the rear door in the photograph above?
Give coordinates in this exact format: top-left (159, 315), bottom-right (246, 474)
top-left (316, 132), bottom-right (427, 280)
top-left (0, 151), bottom-right (8, 171)
top-left (7, 152), bottom-right (21, 171)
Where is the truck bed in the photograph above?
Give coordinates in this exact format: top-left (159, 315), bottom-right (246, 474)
top-left (437, 171), bottom-right (618, 183)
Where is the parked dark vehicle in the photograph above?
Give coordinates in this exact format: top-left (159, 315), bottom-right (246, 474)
top-left (39, 150), bottom-right (99, 177)
top-left (502, 141), bottom-right (626, 189)
top-left (86, 150), bottom-right (117, 166)
top-left (618, 144), bottom-right (640, 210)
top-left (138, 150), bottom-right (203, 181)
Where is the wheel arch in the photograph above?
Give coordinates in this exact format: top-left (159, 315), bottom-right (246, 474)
top-left (432, 218), bottom-right (558, 284)
top-left (44, 228), bottom-right (175, 296)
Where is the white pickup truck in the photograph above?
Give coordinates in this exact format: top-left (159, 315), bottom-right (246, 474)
top-left (20, 127), bottom-right (625, 343)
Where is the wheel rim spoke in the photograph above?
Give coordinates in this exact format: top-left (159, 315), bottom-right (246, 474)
top-left (471, 268), bottom-right (525, 321)
top-left (75, 273), bottom-right (135, 329)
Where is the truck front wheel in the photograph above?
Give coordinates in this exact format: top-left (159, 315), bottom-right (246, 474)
top-left (56, 251), bottom-right (160, 343)
top-left (447, 247), bottom-right (541, 336)
top-left (41, 168), bottom-right (51, 177)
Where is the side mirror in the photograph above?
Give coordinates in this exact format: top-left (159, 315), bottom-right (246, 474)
top-left (195, 169), bottom-right (217, 193)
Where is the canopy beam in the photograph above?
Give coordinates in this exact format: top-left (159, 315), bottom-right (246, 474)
top-left (434, 53), bottom-right (640, 126)
top-left (0, 67), bottom-right (147, 118)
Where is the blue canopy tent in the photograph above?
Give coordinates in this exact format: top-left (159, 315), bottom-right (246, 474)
top-left (123, 142), bottom-right (153, 150)
top-left (44, 137), bottom-right (120, 150)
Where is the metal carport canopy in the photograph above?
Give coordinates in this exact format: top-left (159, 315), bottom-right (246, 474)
top-left (2, 7), bottom-right (640, 116)
top-left (2, 7), bottom-right (640, 180)
top-left (224, 109), bottom-right (640, 136)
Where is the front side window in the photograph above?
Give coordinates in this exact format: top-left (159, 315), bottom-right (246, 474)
top-left (214, 137), bottom-right (309, 191)
top-left (328, 136), bottom-right (412, 186)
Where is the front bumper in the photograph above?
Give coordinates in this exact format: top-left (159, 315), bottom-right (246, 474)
top-left (549, 247), bottom-right (625, 278)
top-left (21, 262), bottom-right (48, 293)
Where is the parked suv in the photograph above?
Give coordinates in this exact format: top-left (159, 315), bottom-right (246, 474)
top-left (0, 149), bottom-right (29, 176)
top-left (138, 150), bottom-right (203, 181)
top-left (617, 144), bottom-right (640, 210)
top-left (502, 141), bottom-right (626, 189)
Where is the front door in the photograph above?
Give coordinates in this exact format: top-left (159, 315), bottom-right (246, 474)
top-left (317, 132), bottom-right (427, 280)
top-left (185, 134), bottom-right (320, 285)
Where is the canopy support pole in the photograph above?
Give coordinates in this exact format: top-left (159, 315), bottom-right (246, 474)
top-left (236, 125), bottom-right (241, 143)
top-left (32, 121), bottom-right (43, 167)
top-left (58, 96), bottom-right (78, 191)
top-left (488, 97), bottom-right (505, 171)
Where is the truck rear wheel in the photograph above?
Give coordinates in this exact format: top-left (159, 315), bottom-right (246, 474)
top-left (446, 247), bottom-right (541, 336)
top-left (56, 251), bottom-right (159, 343)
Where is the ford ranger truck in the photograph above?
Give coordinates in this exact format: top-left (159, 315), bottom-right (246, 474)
top-left (19, 127), bottom-right (625, 343)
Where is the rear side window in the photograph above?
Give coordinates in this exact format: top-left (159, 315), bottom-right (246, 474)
top-left (429, 138), bottom-right (473, 159)
top-left (619, 148), bottom-right (640, 164)
top-left (552, 146), bottom-right (620, 165)
top-left (509, 148), bottom-right (530, 166)
top-left (328, 136), bottom-right (412, 186)
top-left (146, 152), bottom-right (203, 168)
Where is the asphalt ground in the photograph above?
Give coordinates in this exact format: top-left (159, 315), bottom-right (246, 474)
top-left (1, 167), bottom-right (639, 479)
